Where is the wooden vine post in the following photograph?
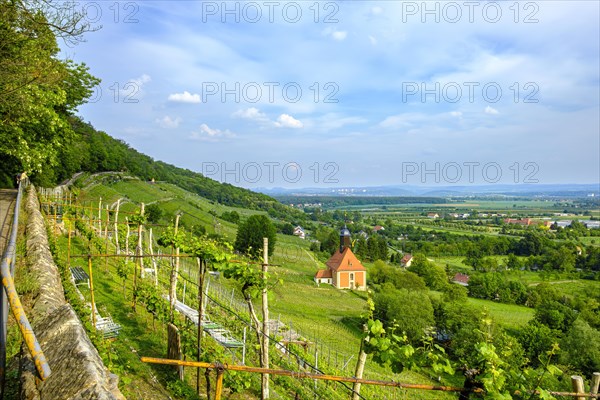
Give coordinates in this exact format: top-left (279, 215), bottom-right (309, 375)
top-left (352, 327), bottom-right (368, 400)
top-left (132, 204), bottom-right (145, 311)
top-left (148, 228), bottom-right (158, 287)
top-left (104, 206), bottom-right (109, 272)
top-left (169, 214), bottom-right (181, 321)
top-left (197, 257), bottom-right (206, 396)
top-left (125, 217), bottom-right (130, 261)
top-left (88, 255), bottom-right (97, 328)
top-left (67, 219), bottom-right (72, 267)
top-left (571, 373), bottom-right (600, 399)
top-left (98, 197), bottom-right (102, 236)
top-left (138, 203), bottom-right (145, 279)
top-left (261, 237), bottom-right (270, 400)
top-left (114, 199), bottom-right (120, 254)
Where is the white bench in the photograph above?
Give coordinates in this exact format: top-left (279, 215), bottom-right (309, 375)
top-left (94, 313), bottom-right (121, 339)
top-left (71, 267), bottom-right (90, 288)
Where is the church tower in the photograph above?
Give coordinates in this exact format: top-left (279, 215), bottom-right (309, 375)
top-left (340, 225), bottom-right (351, 253)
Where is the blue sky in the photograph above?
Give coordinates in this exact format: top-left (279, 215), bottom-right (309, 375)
top-left (63, 1), bottom-right (600, 189)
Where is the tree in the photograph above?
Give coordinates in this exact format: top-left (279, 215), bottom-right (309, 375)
top-left (145, 203), bottom-right (163, 224)
top-left (374, 287), bottom-right (434, 342)
top-left (0, 1), bottom-right (99, 178)
top-left (234, 215), bottom-right (276, 259)
top-left (369, 260), bottom-right (427, 291)
top-left (517, 320), bottom-right (557, 367)
top-left (560, 319), bottom-right (600, 375)
top-left (220, 210), bottom-right (240, 224)
top-left (409, 254), bottom-right (449, 290)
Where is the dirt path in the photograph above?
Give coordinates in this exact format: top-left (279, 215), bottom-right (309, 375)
top-left (0, 189), bottom-right (17, 255)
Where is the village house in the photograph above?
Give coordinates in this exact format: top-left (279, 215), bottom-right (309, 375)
top-left (504, 218), bottom-right (533, 226)
top-left (400, 253), bottom-right (413, 268)
top-left (452, 273), bottom-right (470, 286)
top-left (427, 213), bottom-right (439, 219)
top-left (373, 225), bottom-right (385, 232)
top-left (314, 226), bottom-right (367, 290)
top-left (293, 226), bottom-right (306, 239)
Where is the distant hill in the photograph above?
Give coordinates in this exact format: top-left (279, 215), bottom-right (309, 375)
top-left (23, 117), bottom-right (289, 213)
top-left (259, 183), bottom-right (600, 198)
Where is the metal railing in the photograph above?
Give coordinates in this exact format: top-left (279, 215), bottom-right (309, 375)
top-left (0, 177), bottom-right (51, 398)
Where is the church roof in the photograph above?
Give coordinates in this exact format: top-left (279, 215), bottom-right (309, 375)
top-left (326, 247), bottom-right (366, 272)
top-left (315, 269), bottom-right (332, 279)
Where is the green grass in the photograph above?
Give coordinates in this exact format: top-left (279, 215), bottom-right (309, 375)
top-left (467, 298), bottom-right (535, 328)
top-left (47, 173), bottom-right (458, 399)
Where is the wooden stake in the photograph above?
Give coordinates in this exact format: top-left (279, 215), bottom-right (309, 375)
top-left (591, 372), bottom-right (600, 395)
top-left (352, 329), bottom-right (368, 400)
top-left (137, 203), bottom-right (145, 278)
top-left (169, 214), bottom-right (181, 321)
top-left (215, 368), bottom-right (224, 400)
top-left (88, 255), bottom-right (96, 328)
top-left (261, 237), bottom-right (270, 400)
top-left (67, 220), bottom-right (72, 267)
top-left (104, 206), bottom-right (109, 273)
top-left (149, 228), bottom-right (158, 287)
top-left (197, 257), bottom-right (207, 396)
top-left (114, 199), bottom-right (120, 255)
top-left (572, 376), bottom-right (585, 400)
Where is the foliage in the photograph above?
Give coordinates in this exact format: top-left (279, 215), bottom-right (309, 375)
top-left (0, 0), bottom-right (99, 180)
top-left (361, 297), bottom-right (454, 377)
top-left (220, 210), bottom-right (240, 224)
top-left (234, 214), bottom-right (276, 260)
top-left (468, 273), bottom-right (528, 305)
top-left (373, 285), bottom-right (435, 343)
top-left (559, 319), bottom-right (600, 375)
top-left (369, 260), bottom-right (427, 291)
top-left (145, 203), bottom-right (164, 224)
top-left (517, 321), bottom-right (558, 367)
top-left (409, 254), bottom-right (450, 290)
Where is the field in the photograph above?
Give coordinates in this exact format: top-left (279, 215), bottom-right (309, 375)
top-left (42, 174), bottom-right (459, 399)
top-left (31, 173), bottom-right (600, 398)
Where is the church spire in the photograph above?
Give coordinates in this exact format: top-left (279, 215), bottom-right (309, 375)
top-left (340, 224), bottom-right (351, 253)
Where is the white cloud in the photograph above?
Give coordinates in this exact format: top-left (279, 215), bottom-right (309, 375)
top-left (274, 114), bottom-right (303, 129)
top-left (450, 111), bottom-right (462, 117)
top-left (368, 35), bottom-right (377, 46)
top-left (485, 106), bottom-right (499, 115)
top-left (332, 31), bottom-right (348, 41)
top-left (131, 74), bottom-right (151, 87)
top-left (232, 107), bottom-right (268, 122)
top-left (189, 124), bottom-right (234, 141)
top-left (168, 91), bottom-right (201, 103)
top-left (155, 115), bottom-right (181, 128)
top-left (371, 6), bottom-right (383, 15)
top-left (119, 74), bottom-right (151, 98)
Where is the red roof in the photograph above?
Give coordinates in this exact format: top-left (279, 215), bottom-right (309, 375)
top-left (401, 254), bottom-right (413, 264)
top-left (453, 273), bottom-right (470, 284)
top-left (326, 247), bottom-right (366, 272)
top-left (315, 269), bottom-right (332, 279)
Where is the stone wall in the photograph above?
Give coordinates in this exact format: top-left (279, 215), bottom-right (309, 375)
top-left (20, 186), bottom-right (125, 400)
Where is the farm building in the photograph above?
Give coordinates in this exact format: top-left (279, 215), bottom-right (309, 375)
top-left (452, 273), bottom-right (470, 286)
top-left (314, 226), bottom-right (367, 290)
top-left (293, 226), bottom-right (306, 239)
top-left (400, 253), bottom-right (413, 268)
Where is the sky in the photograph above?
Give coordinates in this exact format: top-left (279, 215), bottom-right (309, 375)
top-left (63, 0), bottom-right (600, 189)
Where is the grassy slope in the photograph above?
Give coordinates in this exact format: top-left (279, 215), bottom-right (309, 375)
top-left (64, 174), bottom-right (457, 399)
